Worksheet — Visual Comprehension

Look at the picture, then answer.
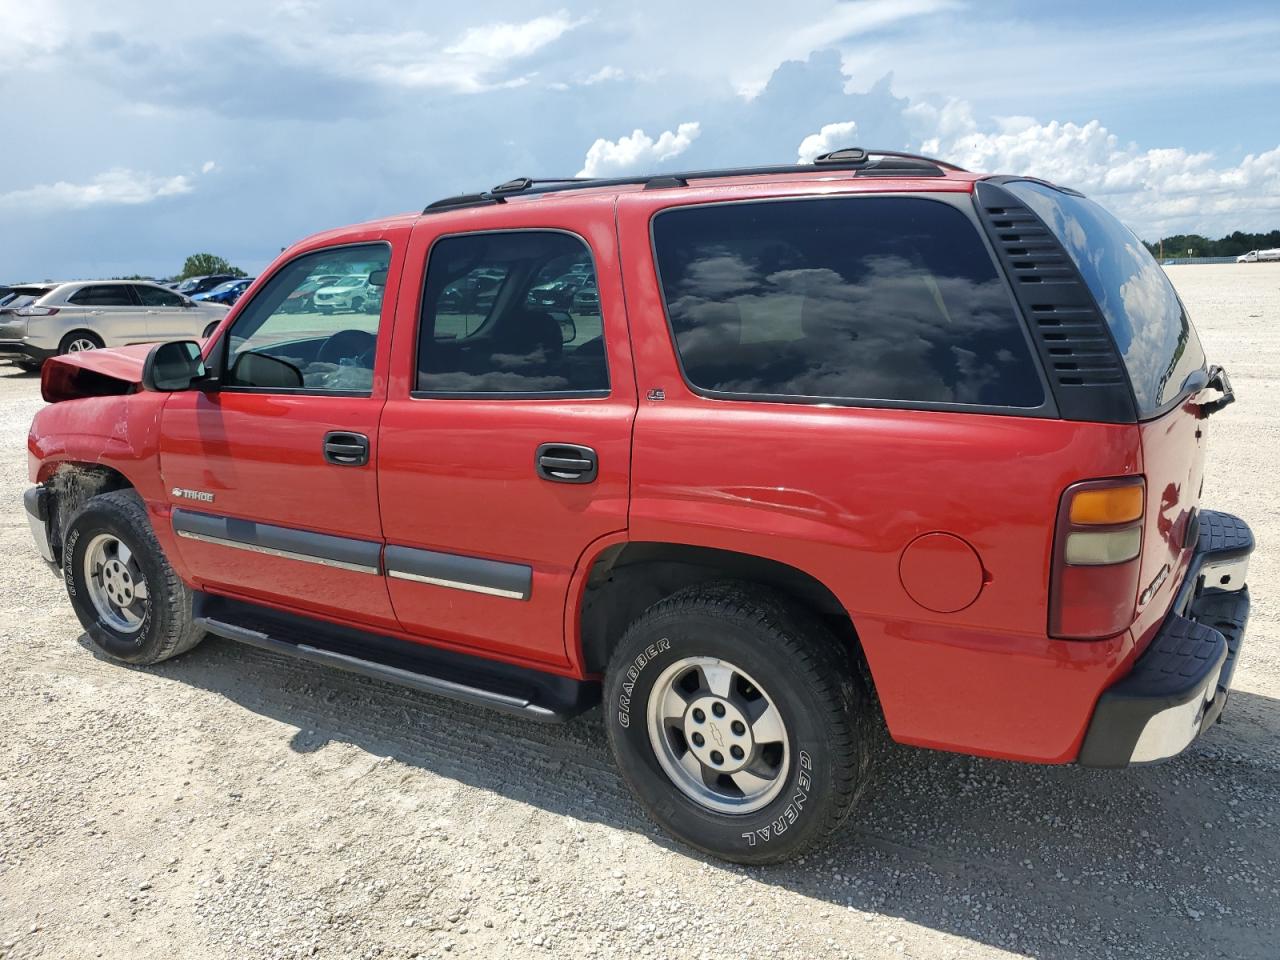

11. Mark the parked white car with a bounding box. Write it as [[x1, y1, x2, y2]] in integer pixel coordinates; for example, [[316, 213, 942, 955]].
[[313, 275, 378, 313], [0, 280, 228, 370], [1237, 249, 1280, 263]]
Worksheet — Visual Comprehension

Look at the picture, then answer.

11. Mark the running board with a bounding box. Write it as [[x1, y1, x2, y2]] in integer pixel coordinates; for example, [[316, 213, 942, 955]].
[[193, 593, 598, 722]]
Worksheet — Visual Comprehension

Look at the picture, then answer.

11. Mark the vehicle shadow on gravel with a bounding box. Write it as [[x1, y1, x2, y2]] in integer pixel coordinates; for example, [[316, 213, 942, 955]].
[[83, 633, 1280, 960]]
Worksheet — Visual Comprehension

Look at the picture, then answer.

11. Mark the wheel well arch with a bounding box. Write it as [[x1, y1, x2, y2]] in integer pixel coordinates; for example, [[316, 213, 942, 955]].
[[58, 329, 105, 351], [39, 462, 135, 563], [577, 541, 862, 675]]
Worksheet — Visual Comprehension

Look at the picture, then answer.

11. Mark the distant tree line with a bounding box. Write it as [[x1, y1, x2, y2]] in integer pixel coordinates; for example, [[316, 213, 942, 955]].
[[1145, 230, 1280, 259]]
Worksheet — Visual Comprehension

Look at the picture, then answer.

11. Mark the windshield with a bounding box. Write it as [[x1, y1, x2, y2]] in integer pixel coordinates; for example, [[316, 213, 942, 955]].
[[1004, 180, 1206, 418]]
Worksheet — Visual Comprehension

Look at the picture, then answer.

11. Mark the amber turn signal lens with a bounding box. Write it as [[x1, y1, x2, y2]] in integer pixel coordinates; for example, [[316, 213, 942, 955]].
[[1068, 485, 1144, 525]]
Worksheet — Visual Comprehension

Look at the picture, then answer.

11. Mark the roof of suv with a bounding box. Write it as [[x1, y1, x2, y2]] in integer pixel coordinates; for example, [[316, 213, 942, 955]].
[[292, 147, 996, 251], [421, 147, 978, 215]]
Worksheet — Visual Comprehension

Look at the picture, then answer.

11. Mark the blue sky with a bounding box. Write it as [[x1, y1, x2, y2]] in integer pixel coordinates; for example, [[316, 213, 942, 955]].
[[2, 0, 1278, 281]]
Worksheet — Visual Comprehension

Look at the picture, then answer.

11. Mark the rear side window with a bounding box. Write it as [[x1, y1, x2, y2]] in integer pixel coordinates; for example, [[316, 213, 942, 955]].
[[416, 231, 609, 396], [1003, 180, 1206, 418], [68, 285, 135, 307], [133, 284, 184, 307], [651, 197, 1044, 409]]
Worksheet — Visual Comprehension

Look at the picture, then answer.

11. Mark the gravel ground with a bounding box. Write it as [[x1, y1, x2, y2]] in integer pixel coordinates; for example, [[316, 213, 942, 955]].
[[1, 263, 1277, 960]]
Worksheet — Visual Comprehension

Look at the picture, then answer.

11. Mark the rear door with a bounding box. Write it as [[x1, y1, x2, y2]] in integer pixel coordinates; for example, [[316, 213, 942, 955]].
[[377, 203, 636, 667], [159, 233, 406, 630]]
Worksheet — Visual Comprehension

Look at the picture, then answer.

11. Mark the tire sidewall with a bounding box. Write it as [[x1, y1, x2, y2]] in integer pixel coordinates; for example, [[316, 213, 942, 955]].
[[64, 500, 169, 664], [605, 608, 843, 862]]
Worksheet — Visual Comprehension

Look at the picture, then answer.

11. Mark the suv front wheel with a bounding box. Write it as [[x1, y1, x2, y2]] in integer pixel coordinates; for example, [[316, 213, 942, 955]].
[[604, 582, 872, 863], [63, 490, 205, 665]]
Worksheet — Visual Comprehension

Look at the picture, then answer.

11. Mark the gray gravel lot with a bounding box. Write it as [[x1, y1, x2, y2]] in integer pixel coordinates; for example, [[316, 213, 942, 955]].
[[1, 263, 1277, 960]]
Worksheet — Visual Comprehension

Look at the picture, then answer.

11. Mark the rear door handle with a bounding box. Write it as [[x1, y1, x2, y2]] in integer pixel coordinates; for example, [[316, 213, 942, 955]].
[[535, 443, 598, 483], [323, 431, 370, 466]]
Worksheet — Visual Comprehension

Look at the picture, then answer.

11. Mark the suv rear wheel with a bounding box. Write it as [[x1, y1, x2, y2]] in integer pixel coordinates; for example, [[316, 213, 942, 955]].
[[63, 490, 205, 665], [59, 331, 104, 354], [604, 582, 871, 863]]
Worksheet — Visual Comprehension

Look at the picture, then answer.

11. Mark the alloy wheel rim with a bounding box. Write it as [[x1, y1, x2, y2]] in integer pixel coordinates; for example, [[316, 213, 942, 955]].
[[646, 656, 790, 814], [67, 339, 98, 352], [83, 533, 149, 634]]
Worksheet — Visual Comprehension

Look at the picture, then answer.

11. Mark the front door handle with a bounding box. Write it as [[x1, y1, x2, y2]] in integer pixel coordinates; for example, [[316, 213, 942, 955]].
[[323, 431, 370, 466], [535, 443, 598, 483]]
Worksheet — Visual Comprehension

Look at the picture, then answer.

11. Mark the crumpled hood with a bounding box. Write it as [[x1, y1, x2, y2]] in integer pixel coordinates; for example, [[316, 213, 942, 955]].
[[40, 344, 152, 403]]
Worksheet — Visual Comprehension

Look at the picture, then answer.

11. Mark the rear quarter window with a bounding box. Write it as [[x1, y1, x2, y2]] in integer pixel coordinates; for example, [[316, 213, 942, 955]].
[[1003, 180, 1206, 418], [651, 196, 1045, 410]]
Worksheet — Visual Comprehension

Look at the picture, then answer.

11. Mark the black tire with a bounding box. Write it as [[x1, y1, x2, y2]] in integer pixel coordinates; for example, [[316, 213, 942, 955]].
[[202, 320, 220, 339], [58, 330, 104, 354], [350, 297, 363, 313], [604, 581, 871, 864], [63, 490, 205, 666]]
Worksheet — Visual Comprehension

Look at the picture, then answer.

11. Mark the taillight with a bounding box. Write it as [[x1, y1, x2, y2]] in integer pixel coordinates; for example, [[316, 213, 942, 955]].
[[17, 306, 59, 317], [1049, 477, 1145, 640]]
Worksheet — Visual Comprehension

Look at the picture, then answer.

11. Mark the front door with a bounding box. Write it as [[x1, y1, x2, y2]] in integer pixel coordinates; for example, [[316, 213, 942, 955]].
[[377, 218, 636, 667], [133, 283, 195, 340], [159, 236, 405, 630]]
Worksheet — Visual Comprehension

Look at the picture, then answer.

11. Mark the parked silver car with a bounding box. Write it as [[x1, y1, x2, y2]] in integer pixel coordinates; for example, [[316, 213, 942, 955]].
[[0, 280, 228, 370]]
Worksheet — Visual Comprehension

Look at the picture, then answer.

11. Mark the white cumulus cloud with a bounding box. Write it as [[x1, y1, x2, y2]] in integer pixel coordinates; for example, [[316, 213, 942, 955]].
[[583, 65, 624, 85], [577, 122, 701, 178], [444, 12, 580, 60], [796, 96, 1280, 238], [295, 12, 582, 94], [0, 168, 196, 213], [797, 121, 859, 163], [919, 114, 1280, 236]]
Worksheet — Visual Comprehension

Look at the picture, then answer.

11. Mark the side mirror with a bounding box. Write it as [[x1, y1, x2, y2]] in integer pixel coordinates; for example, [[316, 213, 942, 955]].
[[229, 351, 303, 389], [142, 340, 206, 392], [552, 310, 577, 344]]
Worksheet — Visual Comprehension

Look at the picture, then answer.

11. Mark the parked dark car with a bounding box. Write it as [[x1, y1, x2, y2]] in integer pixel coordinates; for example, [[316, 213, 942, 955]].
[[572, 278, 600, 315], [439, 272, 503, 314], [175, 274, 237, 297], [192, 278, 254, 306], [526, 277, 584, 309]]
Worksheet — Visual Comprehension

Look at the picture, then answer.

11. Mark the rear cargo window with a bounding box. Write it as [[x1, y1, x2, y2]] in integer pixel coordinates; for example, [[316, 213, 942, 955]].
[[1003, 180, 1206, 418], [651, 197, 1044, 409]]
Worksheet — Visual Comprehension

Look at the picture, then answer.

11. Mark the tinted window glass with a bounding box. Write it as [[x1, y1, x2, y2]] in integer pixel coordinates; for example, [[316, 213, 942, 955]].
[[134, 284, 184, 307], [652, 197, 1043, 408], [1004, 180, 1206, 417], [69, 285, 134, 307], [223, 244, 389, 393], [417, 231, 608, 395]]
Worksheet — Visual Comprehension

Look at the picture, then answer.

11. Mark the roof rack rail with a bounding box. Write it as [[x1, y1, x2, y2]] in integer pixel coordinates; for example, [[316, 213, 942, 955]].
[[422, 192, 505, 214], [421, 147, 965, 213]]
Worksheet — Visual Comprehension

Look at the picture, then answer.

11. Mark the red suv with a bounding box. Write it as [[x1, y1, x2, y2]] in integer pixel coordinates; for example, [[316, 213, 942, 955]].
[[25, 148, 1252, 863]]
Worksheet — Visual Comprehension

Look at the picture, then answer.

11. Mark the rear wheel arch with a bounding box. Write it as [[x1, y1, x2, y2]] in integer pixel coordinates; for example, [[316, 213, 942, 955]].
[[58, 330, 105, 354], [577, 541, 867, 679]]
